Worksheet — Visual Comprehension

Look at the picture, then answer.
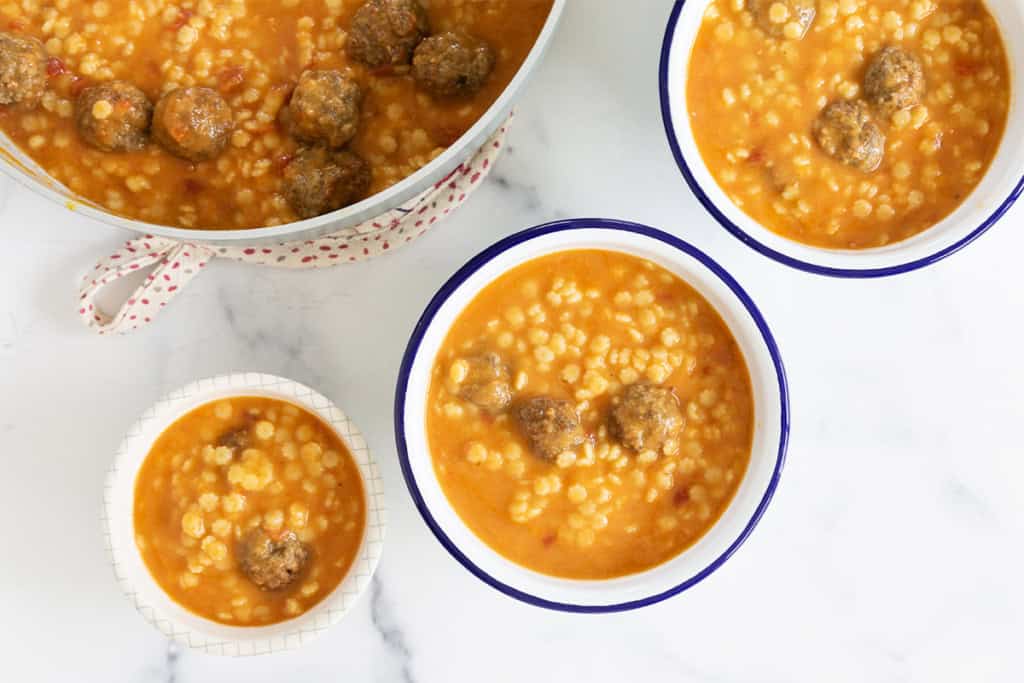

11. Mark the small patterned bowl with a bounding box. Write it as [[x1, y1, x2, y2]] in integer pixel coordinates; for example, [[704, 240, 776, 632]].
[[102, 373, 385, 656], [395, 218, 789, 612]]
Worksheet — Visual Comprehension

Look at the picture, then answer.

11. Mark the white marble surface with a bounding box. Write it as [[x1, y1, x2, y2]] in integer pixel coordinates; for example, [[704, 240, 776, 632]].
[[2, 1, 1023, 681]]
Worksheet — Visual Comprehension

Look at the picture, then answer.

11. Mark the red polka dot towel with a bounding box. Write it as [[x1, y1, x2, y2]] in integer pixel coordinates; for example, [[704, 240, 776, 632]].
[[78, 116, 511, 335]]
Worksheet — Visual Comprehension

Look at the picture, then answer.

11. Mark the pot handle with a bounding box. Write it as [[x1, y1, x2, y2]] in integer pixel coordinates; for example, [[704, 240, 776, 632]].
[[78, 236, 214, 335]]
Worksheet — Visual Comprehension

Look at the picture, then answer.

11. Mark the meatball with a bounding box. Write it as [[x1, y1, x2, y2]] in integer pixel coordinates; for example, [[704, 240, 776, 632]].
[[813, 100, 885, 173], [347, 0, 429, 68], [152, 87, 233, 162], [864, 46, 925, 118], [413, 31, 495, 97], [217, 426, 250, 451], [457, 352, 512, 413], [289, 70, 362, 149], [238, 529, 309, 591], [0, 32, 46, 106], [75, 81, 152, 153], [749, 0, 816, 40], [609, 384, 685, 454], [517, 397, 585, 461], [283, 146, 372, 219]]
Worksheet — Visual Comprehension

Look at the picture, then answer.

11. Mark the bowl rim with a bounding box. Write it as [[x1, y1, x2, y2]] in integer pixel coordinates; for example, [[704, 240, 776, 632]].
[[393, 217, 790, 612], [102, 372, 386, 656], [0, 0, 566, 244], [658, 0, 1024, 279]]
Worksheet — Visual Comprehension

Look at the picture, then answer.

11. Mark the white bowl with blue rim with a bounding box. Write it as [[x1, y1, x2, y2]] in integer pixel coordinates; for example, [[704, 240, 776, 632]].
[[394, 218, 789, 611], [659, 0, 1024, 277]]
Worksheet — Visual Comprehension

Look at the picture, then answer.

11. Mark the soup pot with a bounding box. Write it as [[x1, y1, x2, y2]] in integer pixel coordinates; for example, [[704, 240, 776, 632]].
[[0, 1, 565, 246]]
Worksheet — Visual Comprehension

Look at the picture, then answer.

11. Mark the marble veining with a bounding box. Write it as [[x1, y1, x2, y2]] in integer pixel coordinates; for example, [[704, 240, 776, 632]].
[[370, 577, 415, 683], [1, 1, 1023, 681], [164, 643, 181, 683]]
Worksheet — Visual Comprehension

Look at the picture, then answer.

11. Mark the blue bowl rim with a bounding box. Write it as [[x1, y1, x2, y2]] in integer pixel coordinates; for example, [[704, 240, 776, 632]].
[[658, 0, 1024, 279], [393, 217, 790, 612]]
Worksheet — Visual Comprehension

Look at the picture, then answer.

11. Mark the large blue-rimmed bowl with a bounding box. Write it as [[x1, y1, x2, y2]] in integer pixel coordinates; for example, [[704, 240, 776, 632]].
[[660, 0, 1024, 277], [395, 218, 789, 612]]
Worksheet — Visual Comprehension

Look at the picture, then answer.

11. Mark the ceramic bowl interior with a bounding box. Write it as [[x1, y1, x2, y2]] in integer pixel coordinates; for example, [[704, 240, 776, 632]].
[[395, 219, 789, 611], [660, 0, 1024, 277], [0, 0, 566, 245], [104, 373, 385, 656]]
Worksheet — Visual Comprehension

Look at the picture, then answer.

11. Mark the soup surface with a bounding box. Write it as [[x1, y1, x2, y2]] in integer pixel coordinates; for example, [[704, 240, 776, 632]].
[[426, 250, 754, 579], [0, 0, 552, 229], [134, 396, 365, 625], [687, 0, 1010, 249]]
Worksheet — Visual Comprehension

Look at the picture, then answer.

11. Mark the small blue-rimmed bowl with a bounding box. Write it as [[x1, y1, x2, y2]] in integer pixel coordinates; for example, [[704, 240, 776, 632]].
[[660, 0, 1024, 278], [394, 218, 789, 612]]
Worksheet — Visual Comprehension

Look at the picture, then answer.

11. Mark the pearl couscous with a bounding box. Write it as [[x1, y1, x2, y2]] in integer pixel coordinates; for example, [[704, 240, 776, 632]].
[[427, 250, 754, 579], [134, 396, 365, 625], [687, 0, 1010, 249]]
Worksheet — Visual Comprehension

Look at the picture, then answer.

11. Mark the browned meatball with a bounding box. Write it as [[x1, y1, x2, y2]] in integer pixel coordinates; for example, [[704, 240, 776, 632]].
[[75, 81, 152, 152], [413, 31, 495, 97], [813, 100, 885, 173], [152, 87, 233, 162], [517, 397, 585, 461], [864, 46, 925, 117], [0, 32, 46, 106], [749, 0, 816, 40], [609, 384, 684, 454], [217, 426, 251, 451], [347, 0, 429, 68], [283, 146, 372, 219], [238, 529, 309, 591], [458, 352, 512, 413], [289, 70, 362, 149]]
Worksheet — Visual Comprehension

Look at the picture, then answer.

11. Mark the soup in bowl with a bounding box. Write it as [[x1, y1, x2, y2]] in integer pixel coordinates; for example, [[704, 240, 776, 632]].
[[661, 0, 1024, 276], [396, 219, 789, 611]]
